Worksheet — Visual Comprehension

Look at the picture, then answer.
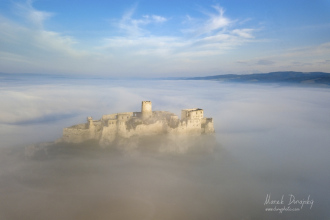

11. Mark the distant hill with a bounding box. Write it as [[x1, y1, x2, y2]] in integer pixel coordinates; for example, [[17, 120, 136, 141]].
[[179, 71, 330, 87], [2, 71, 330, 87]]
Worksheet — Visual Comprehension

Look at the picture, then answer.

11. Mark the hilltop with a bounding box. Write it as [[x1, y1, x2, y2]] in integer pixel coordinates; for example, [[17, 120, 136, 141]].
[[179, 71, 330, 87]]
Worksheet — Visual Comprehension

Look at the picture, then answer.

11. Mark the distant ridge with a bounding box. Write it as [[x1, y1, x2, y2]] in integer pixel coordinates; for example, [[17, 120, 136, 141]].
[[1, 71, 330, 87], [179, 71, 330, 86]]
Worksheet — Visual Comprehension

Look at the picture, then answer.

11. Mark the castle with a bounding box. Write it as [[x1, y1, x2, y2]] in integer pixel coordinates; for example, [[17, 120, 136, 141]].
[[61, 101, 214, 146]]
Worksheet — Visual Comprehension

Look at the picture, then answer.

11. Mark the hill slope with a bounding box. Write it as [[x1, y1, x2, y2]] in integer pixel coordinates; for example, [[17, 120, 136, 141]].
[[182, 71, 330, 86]]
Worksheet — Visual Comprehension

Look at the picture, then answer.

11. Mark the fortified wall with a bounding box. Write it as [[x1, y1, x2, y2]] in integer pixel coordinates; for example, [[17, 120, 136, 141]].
[[61, 101, 214, 146]]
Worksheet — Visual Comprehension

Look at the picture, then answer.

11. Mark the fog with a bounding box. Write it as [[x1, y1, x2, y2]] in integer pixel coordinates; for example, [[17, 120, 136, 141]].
[[0, 77, 329, 219]]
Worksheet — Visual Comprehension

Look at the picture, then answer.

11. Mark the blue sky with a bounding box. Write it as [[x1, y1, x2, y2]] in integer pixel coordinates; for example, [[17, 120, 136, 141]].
[[0, 0, 330, 77]]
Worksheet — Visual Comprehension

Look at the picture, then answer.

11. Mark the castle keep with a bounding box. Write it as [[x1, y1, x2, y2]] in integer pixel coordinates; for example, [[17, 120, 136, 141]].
[[62, 101, 214, 146]]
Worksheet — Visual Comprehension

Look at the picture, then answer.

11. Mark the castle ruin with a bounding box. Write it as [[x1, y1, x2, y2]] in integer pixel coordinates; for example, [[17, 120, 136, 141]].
[[61, 101, 214, 146]]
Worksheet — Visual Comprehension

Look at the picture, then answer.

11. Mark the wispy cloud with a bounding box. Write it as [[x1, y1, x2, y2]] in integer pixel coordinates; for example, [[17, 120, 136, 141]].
[[284, 42, 330, 58], [0, 1, 261, 76], [0, 16, 84, 61], [256, 59, 275, 65], [117, 5, 168, 36], [0, 0, 329, 77], [234, 42, 330, 73], [231, 29, 254, 39], [13, 0, 53, 28], [103, 4, 257, 60], [182, 5, 231, 36], [0, 1, 97, 74], [5, 2, 328, 76], [198, 5, 231, 35]]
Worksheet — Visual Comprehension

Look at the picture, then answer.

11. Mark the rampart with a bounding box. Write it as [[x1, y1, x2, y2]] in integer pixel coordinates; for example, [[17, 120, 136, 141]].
[[61, 101, 214, 146]]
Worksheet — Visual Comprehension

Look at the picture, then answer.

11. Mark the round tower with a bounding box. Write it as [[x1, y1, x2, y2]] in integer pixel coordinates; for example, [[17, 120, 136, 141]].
[[141, 101, 152, 119]]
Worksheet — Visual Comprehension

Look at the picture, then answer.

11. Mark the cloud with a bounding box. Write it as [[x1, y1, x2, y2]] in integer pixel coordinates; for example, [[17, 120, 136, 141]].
[[101, 36, 185, 57], [0, 1, 329, 77], [0, 1, 102, 74], [148, 15, 167, 23], [231, 29, 254, 38], [117, 5, 168, 36], [291, 61, 313, 66], [13, 0, 53, 28], [0, 15, 89, 71], [102, 4, 257, 62], [0, 2, 261, 76], [0, 1, 77, 55], [200, 5, 231, 35], [318, 59, 330, 65], [256, 59, 275, 65], [284, 42, 330, 58], [232, 41, 330, 73], [182, 5, 231, 36], [274, 42, 330, 72]]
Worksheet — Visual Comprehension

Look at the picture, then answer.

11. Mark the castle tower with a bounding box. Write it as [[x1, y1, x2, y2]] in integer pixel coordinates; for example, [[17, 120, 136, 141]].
[[87, 116, 96, 139], [87, 116, 94, 129], [141, 101, 152, 119]]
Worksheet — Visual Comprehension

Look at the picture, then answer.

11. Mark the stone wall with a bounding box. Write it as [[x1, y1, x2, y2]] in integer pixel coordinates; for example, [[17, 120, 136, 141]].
[[62, 125, 92, 143], [181, 109, 203, 120], [61, 101, 215, 146]]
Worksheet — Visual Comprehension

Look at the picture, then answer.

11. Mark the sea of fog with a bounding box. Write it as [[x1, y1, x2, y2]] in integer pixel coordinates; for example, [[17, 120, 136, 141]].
[[0, 76, 329, 219]]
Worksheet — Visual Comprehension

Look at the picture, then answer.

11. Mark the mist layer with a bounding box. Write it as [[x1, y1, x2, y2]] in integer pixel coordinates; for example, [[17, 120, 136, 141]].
[[0, 78, 329, 219]]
